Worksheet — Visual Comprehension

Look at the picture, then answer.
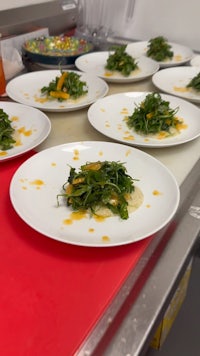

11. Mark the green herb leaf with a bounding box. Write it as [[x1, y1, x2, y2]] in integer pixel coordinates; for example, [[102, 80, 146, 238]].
[[147, 36, 174, 61], [186, 72, 200, 91], [58, 161, 137, 220], [0, 109, 16, 150], [127, 93, 180, 135], [105, 45, 138, 76]]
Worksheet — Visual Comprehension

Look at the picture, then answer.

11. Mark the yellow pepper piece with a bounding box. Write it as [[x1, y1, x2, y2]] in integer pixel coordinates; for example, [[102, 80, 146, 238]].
[[50, 91, 70, 100], [82, 162, 102, 171], [65, 184, 73, 194], [165, 119, 171, 125], [56, 72, 68, 90], [72, 177, 85, 185], [146, 112, 154, 119]]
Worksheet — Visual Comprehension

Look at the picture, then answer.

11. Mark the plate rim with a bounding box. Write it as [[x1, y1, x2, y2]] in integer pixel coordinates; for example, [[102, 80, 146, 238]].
[[0, 101, 51, 161], [87, 91, 200, 148], [9, 140, 180, 247], [75, 51, 160, 83], [152, 66, 200, 103], [126, 40, 194, 67], [6, 69, 109, 112]]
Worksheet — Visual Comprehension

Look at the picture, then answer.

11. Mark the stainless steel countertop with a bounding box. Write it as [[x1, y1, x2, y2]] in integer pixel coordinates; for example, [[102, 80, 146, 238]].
[[36, 77, 200, 356]]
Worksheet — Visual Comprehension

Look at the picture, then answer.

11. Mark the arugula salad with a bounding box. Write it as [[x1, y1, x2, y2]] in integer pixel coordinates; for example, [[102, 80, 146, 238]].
[[147, 36, 174, 62], [126, 93, 182, 136], [186, 72, 200, 91], [41, 71, 88, 101], [105, 45, 138, 76], [58, 161, 138, 220], [0, 108, 16, 150]]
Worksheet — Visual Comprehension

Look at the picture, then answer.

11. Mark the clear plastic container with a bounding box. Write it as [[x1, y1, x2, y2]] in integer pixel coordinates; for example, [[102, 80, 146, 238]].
[[75, 0, 136, 49]]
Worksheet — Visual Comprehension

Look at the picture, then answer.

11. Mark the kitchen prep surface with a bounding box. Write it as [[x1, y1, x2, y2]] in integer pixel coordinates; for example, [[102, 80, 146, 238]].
[[37, 77, 200, 186], [1, 153, 155, 356], [1, 76, 200, 356]]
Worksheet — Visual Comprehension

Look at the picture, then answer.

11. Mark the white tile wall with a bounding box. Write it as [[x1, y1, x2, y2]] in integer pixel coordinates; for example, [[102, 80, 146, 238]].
[[109, 0, 200, 52]]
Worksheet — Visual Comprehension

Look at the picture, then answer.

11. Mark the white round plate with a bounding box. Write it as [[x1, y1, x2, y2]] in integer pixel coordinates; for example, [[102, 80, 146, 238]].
[[152, 66, 200, 103], [190, 55, 200, 67], [75, 52, 159, 83], [10, 141, 180, 247], [87, 92, 200, 148], [6, 70, 109, 112], [126, 41, 193, 68], [0, 101, 51, 161]]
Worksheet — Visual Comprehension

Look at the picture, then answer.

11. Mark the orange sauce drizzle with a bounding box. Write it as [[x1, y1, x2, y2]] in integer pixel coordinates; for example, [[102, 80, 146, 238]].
[[0, 151, 7, 156], [102, 235, 110, 242], [153, 190, 162, 196]]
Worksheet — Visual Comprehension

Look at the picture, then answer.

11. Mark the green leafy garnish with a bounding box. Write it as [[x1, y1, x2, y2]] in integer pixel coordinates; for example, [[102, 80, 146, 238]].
[[186, 72, 200, 91], [0, 109, 16, 150], [41, 71, 88, 101], [57, 161, 136, 220], [105, 45, 138, 76], [127, 93, 181, 135], [147, 36, 174, 61]]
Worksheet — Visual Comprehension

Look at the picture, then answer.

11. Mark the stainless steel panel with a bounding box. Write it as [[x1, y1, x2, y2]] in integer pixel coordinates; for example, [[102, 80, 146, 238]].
[[0, 0, 78, 37]]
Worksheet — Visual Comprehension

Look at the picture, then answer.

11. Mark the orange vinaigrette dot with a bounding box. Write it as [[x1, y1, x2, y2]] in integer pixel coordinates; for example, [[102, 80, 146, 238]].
[[94, 215, 106, 222], [73, 149, 79, 156], [88, 228, 95, 233], [102, 235, 110, 242], [120, 108, 129, 115], [123, 135, 134, 141], [0, 151, 7, 156], [173, 86, 190, 93], [104, 71, 113, 77], [15, 138, 22, 146], [70, 211, 87, 220], [30, 179, 44, 186], [63, 218, 73, 225], [153, 190, 162, 196], [18, 127, 32, 137], [11, 116, 19, 122], [73, 149, 79, 160], [125, 149, 132, 157], [174, 54, 182, 61]]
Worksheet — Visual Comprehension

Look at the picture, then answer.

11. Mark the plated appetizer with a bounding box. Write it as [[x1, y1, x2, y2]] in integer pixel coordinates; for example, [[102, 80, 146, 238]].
[[75, 50, 159, 83], [10, 141, 179, 246], [0, 108, 16, 150], [105, 45, 138, 77], [126, 40, 193, 68], [6, 70, 108, 112], [41, 71, 88, 101], [126, 92, 185, 138], [146, 36, 174, 62], [88, 91, 200, 148], [58, 160, 143, 220]]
